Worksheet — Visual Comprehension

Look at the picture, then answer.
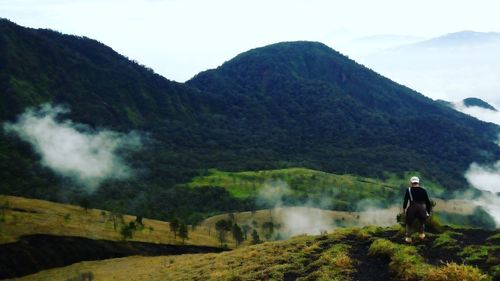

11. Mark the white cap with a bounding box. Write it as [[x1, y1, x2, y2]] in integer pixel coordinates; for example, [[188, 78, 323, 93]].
[[410, 176, 420, 184]]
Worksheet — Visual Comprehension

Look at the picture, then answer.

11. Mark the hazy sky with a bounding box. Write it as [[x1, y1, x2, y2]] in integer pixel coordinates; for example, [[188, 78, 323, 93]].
[[2, 0, 500, 83]]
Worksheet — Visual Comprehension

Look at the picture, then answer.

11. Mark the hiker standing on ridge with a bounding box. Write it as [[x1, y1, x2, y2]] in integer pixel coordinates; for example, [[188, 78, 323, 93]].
[[403, 176, 432, 243]]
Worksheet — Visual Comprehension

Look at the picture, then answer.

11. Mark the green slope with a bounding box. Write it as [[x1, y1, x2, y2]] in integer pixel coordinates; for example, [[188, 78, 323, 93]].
[[184, 167, 444, 210]]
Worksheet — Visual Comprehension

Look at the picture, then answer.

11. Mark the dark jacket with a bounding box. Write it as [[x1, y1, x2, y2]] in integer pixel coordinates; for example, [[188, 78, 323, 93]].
[[403, 186, 432, 214]]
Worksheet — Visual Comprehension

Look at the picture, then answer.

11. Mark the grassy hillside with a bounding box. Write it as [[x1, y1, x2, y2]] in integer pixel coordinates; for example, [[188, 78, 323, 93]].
[[0, 194, 482, 249], [184, 168, 497, 231], [184, 167, 444, 210], [12, 226, 499, 281], [0, 195, 218, 247], [198, 200, 486, 248]]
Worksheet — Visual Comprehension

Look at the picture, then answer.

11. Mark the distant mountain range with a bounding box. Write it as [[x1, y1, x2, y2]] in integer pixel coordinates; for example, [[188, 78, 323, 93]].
[[360, 31, 500, 106], [398, 31, 500, 49], [340, 34, 425, 57], [1, 19, 499, 221]]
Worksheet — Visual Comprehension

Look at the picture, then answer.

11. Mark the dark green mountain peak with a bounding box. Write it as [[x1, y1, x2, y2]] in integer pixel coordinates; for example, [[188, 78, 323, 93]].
[[189, 41, 364, 92], [216, 41, 349, 80], [0, 19, 201, 128], [189, 40, 453, 117]]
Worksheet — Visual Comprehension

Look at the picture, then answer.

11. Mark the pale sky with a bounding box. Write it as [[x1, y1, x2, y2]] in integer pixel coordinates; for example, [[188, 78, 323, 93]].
[[2, 0, 500, 82]]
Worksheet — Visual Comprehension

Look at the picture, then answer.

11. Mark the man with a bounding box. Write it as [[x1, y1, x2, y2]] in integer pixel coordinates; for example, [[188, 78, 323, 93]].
[[403, 176, 432, 243]]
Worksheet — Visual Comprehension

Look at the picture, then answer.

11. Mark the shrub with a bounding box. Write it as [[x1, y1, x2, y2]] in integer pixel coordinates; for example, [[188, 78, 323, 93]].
[[66, 271, 94, 281], [369, 239, 430, 280], [368, 239, 398, 257], [432, 231, 460, 248], [459, 245, 489, 263], [423, 263, 489, 281], [251, 229, 261, 244], [307, 244, 353, 281], [369, 239, 492, 281], [120, 221, 136, 240], [426, 214, 443, 233]]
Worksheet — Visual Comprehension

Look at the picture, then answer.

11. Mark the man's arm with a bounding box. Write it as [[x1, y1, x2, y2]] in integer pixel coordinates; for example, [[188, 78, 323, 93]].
[[424, 189, 432, 214], [403, 189, 409, 210]]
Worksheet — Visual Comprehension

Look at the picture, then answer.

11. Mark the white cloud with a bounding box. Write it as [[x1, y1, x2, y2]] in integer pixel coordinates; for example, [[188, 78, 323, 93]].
[[256, 180, 292, 208], [464, 134, 500, 226], [276, 207, 335, 237], [3, 104, 142, 191], [358, 202, 400, 226], [451, 101, 500, 227], [360, 39, 500, 107], [466, 162, 500, 194], [453, 102, 500, 125]]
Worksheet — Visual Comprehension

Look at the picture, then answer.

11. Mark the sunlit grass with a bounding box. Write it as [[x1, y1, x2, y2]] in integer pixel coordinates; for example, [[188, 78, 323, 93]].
[[0, 195, 219, 247], [369, 238, 490, 281], [184, 167, 425, 200], [13, 230, 353, 281], [432, 231, 461, 248], [11, 226, 497, 281]]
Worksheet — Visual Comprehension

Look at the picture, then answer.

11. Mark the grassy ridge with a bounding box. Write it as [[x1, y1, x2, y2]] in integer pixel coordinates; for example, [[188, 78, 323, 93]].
[[13, 226, 499, 281], [0, 195, 219, 247], [10, 229, 364, 281], [0, 194, 479, 249], [0, 195, 497, 280], [184, 168, 444, 210]]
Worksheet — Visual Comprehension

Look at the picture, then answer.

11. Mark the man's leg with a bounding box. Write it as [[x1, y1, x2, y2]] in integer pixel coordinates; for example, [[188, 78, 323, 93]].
[[405, 206, 415, 243], [418, 221, 425, 239], [417, 205, 426, 239], [405, 223, 412, 243]]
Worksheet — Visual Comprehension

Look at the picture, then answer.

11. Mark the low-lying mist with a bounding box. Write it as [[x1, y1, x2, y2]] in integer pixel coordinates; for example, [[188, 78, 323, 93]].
[[254, 180, 400, 237], [465, 158, 500, 227], [248, 175, 498, 238], [3, 104, 143, 192], [453, 102, 500, 125], [448, 104, 500, 227]]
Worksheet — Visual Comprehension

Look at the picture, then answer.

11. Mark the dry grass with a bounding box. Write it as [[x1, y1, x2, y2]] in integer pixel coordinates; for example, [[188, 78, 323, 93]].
[[369, 238, 491, 281], [0, 195, 219, 247], [9, 226, 496, 281], [423, 263, 490, 281], [0, 194, 491, 281], [306, 243, 353, 281], [13, 234, 325, 281], [10, 255, 169, 281]]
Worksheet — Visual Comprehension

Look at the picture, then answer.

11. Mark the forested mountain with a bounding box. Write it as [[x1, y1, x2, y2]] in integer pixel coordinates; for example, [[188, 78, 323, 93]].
[[187, 41, 500, 189], [1, 19, 499, 221], [0, 19, 205, 127]]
